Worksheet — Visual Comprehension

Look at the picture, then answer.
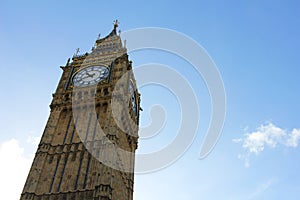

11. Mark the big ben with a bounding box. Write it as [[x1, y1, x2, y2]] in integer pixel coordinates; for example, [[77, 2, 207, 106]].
[[20, 21, 140, 200]]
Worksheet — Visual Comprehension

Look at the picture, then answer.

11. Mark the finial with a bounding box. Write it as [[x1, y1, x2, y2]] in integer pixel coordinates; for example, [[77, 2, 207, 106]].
[[97, 33, 101, 40], [118, 29, 121, 35], [66, 58, 70, 66], [74, 48, 80, 57], [124, 39, 127, 48], [114, 19, 119, 29]]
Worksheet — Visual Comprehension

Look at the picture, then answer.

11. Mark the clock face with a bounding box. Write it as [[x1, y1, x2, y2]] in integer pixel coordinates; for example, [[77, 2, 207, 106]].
[[129, 81, 138, 117], [73, 66, 109, 87]]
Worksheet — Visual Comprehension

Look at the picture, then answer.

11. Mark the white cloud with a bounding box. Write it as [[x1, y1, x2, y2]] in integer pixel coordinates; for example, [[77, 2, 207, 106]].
[[234, 122, 300, 167], [248, 179, 276, 199], [286, 129, 300, 147], [26, 135, 40, 146], [242, 123, 286, 154], [0, 138, 35, 200]]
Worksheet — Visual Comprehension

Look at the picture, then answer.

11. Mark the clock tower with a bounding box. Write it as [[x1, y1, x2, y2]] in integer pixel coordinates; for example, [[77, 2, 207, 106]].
[[20, 21, 140, 200]]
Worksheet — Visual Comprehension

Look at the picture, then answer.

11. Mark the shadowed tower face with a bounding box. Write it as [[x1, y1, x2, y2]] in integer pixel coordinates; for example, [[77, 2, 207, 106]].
[[20, 22, 140, 200]]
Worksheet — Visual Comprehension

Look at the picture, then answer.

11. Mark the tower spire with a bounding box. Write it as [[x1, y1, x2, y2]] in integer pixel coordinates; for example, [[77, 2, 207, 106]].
[[114, 19, 119, 30]]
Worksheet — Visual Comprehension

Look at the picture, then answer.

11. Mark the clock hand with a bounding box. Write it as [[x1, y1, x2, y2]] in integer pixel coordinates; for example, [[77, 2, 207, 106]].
[[85, 71, 95, 78], [79, 74, 90, 81]]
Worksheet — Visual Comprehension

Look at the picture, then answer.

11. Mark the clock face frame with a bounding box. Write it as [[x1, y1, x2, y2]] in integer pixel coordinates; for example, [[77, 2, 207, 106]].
[[72, 65, 109, 87], [129, 81, 138, 117]]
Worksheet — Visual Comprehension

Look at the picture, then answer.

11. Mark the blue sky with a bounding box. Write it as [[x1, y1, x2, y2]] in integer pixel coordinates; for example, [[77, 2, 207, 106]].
[[1, 0, 300, 199]]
